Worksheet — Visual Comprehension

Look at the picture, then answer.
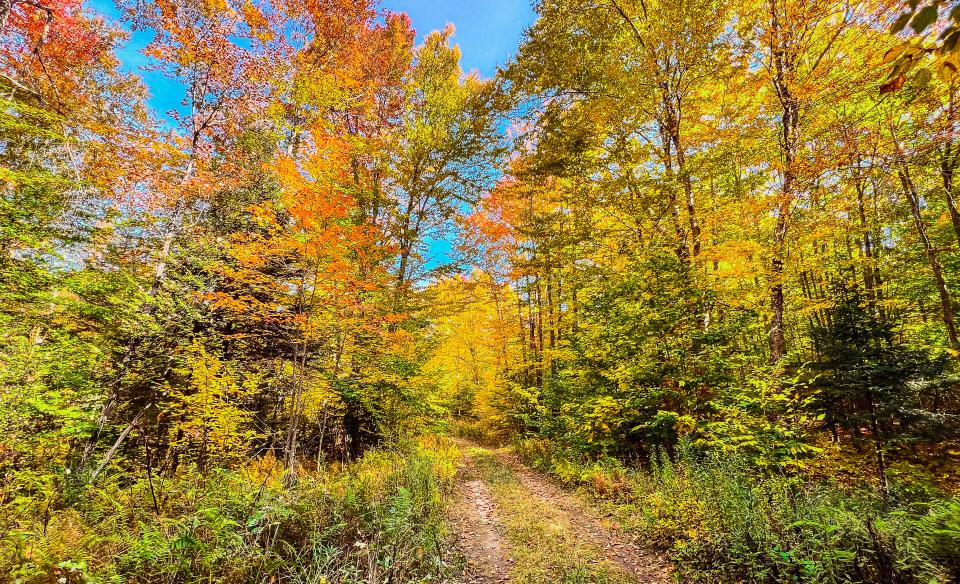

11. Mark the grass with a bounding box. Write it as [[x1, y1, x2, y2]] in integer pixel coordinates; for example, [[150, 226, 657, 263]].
[[515, 437, 960, 584], [1, 436, 463, 584]]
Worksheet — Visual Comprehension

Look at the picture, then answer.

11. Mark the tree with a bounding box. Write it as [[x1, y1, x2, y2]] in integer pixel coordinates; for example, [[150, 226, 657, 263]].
[[390, 25, 503, 300], [806, 283, 954, 495], [0, 0, 151, 481]]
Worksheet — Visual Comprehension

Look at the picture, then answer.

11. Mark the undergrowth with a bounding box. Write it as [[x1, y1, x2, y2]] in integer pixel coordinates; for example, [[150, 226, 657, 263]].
[[515, 437, 960, 584], [1, 436, 461, 584]]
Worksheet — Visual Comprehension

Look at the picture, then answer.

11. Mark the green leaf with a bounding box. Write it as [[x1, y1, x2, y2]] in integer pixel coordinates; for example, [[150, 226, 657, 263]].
[[945, 30, 960, 54], [892, 11, 913, 34], [912, 5, 939, 34], [883, 43, 908, 64]]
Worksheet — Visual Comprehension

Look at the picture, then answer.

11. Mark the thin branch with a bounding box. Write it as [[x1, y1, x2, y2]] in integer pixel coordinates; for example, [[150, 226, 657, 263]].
[[609, 0, 645, 49]]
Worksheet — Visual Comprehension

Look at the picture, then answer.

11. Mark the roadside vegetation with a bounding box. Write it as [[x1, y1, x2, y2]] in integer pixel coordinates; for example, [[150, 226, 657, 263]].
[[515, 438, 960, 583], [2, 438, 461, 583]]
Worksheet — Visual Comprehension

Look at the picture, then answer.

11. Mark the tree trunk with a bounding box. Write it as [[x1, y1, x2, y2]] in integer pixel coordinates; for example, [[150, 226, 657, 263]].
[[938, 81, 960, 248], [766, 0, 798, 365], [895, 159, 960, 350], [0, 0, 14, 35], [89, 404, 151, 483], [866, 389, 889, 499], [855, 168, 886, 326], [670, 111, 700, 257], [658, 113, 690, 263]]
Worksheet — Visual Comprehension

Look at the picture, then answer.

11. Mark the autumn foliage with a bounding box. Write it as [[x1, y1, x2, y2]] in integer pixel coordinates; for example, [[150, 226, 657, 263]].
[[1, 0, 960, 582]]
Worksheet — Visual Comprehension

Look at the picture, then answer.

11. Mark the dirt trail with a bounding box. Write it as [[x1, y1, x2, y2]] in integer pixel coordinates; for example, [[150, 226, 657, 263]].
[[448, 439, 671, 584], [447, 450, 513, 583], [495, 448, 671, 583]]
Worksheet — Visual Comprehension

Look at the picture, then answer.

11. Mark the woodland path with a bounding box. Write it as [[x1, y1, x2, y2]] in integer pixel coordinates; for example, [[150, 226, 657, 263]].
[[447, 439, 671, 584]]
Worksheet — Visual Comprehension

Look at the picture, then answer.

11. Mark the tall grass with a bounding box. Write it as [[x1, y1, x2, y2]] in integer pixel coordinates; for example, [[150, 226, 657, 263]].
[[516, 438, 960, 584], [1, 437, 461, 584]]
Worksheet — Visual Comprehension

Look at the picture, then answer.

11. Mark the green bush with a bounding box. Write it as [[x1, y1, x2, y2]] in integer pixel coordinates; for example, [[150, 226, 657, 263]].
[[516, 437, 960, 584], [1, 438, 460, 584]]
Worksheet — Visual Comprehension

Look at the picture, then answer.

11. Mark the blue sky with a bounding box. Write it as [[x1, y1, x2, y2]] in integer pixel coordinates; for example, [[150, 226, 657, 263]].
[[90, 0, 534, 122], [386, 0, 533, 77]]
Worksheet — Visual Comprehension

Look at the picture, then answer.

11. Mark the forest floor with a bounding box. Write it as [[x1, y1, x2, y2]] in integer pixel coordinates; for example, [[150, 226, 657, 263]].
[[447, 439, 671, 584]]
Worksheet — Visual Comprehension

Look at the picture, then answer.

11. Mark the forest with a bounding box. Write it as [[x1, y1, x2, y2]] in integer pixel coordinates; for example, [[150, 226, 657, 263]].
[[1, 0, 960, 582]]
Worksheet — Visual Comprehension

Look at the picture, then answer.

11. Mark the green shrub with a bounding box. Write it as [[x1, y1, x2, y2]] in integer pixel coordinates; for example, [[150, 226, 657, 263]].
[[515, 437, 960, 584], [1, 437, 460, 584]]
